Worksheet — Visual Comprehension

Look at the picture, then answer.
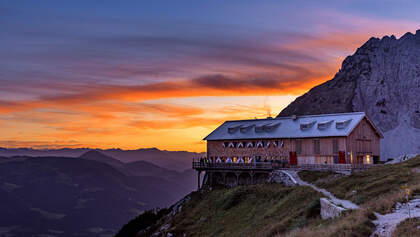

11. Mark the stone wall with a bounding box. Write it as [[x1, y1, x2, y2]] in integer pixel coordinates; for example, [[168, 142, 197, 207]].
[[320, 198, 345, 219], [268, 170, 297, 186]]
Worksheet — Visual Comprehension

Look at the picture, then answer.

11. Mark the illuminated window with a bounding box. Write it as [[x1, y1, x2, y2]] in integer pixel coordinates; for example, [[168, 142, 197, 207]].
[[366, 155, 371, 164]]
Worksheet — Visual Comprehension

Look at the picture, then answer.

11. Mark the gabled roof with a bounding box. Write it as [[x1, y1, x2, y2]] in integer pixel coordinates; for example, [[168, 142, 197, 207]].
[[203, 112, 383, 140]]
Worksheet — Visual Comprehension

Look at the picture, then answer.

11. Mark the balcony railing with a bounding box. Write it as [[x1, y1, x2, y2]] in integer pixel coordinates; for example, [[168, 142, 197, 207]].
[[296, 164, 352, 172], [192, 161, 273, 170], [192, 159, 380, 171]]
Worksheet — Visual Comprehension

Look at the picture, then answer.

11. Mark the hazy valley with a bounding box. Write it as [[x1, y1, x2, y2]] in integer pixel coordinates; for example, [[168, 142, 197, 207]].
[[0, 149, 199, 237]]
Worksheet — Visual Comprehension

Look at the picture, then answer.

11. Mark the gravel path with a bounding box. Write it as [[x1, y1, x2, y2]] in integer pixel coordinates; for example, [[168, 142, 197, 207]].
[[281, 170, 359, 209], [370, 199, 420, 237]]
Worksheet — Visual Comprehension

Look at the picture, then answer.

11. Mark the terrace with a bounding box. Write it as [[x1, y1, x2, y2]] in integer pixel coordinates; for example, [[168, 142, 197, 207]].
[[192, 158, 380, 173]]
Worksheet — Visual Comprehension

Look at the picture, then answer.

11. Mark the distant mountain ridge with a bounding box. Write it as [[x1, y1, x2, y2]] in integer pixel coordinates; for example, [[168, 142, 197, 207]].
[[0, 156, 176, 236], [78, 150, 196, 191], [0, 147, 204, 171], [0, 151, 197, 237], [79, 150, 125, 169], [278, 30, 420, 159]]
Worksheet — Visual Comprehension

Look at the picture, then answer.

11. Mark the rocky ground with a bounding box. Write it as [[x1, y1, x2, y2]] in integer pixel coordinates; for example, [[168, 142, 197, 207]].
[[372, 199, 420, 237]]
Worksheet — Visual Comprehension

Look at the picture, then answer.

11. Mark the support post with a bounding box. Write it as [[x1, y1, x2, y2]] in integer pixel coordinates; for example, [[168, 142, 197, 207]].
[[209, 171, 213, 187], [235, 172, 240, 186], [197, 170, 201, 190], [222, 172, 226, 184]]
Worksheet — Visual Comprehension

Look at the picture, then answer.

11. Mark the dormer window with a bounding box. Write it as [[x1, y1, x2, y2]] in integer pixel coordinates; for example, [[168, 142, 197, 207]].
[[228, 125, 241, 134], [336, 119, 352, 129], [240, 124, 254, 133], [317, 120, 334, 130], [300, 121, 316, 130], [255, 125, 265, 133], [264, 122, 281, 132]]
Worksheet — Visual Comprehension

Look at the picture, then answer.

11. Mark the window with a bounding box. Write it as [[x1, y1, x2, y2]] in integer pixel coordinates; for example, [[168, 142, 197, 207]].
[[333, 139, 338, 154], [295, 140, 302, 154], [313, 139, 320, 154], [300, 121, 316, 130]]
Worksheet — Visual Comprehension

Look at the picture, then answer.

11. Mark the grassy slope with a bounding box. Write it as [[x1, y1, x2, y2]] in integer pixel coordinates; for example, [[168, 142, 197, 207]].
[[167, 184, 323, 237], [120, 156, 420, 237], [300, 156, 420, 214], [288, 156, 420, 237], [392, 218, 420, 237], [140, 184, 376, 237]]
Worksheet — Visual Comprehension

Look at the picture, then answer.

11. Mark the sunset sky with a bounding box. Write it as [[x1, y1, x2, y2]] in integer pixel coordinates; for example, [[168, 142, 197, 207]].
[[1, 0, 419, 152]]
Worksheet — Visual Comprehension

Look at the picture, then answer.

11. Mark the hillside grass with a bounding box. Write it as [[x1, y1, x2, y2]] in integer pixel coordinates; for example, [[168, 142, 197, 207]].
[[163, 184, 323, 237], [300, 156, 420, 214], [290, 156, 420, 237], [120, 156, 420, 237], [392, 218, 420, 237], [279, 208, 375, 237], [298, 171, 342, 185]]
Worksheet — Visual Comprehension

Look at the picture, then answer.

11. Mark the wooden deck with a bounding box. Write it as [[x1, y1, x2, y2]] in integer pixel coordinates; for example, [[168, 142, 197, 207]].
[[193, 161, 380, 172], [192, 161, 273, 171]]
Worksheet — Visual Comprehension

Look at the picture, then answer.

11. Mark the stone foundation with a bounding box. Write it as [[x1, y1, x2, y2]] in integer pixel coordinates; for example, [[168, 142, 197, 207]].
[[268, 170, 297, 186]]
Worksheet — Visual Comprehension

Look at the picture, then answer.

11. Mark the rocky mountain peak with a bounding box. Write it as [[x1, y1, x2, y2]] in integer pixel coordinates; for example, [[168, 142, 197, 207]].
[[278, 30, 420, 159]]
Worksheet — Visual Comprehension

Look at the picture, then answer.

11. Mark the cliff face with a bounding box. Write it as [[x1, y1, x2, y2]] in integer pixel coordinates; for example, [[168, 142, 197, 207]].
[[279, 30, 420, 159]]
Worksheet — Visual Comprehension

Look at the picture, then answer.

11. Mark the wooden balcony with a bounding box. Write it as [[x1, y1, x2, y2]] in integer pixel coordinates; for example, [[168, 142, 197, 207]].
[[192, 159, 381, 172], [192, 161, 273, 171]]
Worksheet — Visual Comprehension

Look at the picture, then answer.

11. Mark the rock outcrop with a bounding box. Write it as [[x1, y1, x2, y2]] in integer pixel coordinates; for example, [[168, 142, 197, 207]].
[[268, 170, 298, 186], [320, 198, 346, 219], [279, 30, 420, 159]]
